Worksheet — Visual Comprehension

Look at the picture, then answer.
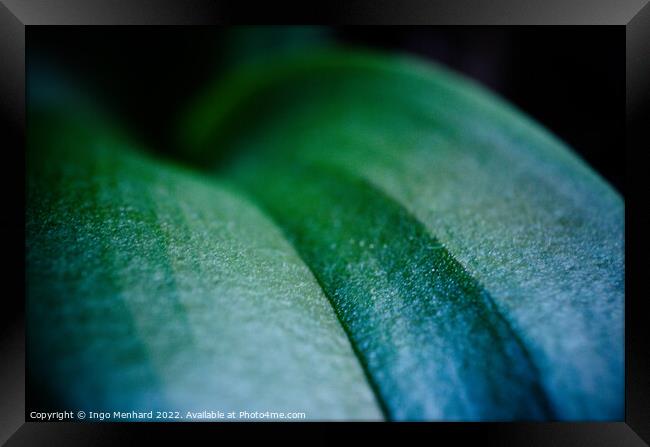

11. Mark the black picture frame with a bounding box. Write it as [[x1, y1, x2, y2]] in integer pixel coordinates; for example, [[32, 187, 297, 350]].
[[1, 1, 647, 444]]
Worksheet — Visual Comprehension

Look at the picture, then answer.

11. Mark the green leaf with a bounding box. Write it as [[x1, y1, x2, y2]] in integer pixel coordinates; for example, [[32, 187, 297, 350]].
[[28, 45, 623, 421], [27, 103, 383, 419], [182, 50, 624, 420]]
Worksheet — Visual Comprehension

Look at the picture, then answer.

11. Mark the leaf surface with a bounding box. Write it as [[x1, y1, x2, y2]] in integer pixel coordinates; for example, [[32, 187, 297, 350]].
[[27, 103, 382, 419], [183, 50, 624, 420]]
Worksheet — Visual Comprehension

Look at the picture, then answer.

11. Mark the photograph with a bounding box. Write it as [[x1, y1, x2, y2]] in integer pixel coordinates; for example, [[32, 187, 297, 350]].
[[24, 26, 624, 423]]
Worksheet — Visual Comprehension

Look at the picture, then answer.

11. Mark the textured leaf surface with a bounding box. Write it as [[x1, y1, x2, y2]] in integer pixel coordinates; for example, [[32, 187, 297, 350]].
[[26, 104, 382, 419], [228, 161, 552, 420], [183, 50, 624, 420]]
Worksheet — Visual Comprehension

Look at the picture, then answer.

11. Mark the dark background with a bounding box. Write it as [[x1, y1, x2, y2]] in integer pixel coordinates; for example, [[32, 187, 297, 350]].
[[27, 26, 625, 196], [339, 27, 625, 196]]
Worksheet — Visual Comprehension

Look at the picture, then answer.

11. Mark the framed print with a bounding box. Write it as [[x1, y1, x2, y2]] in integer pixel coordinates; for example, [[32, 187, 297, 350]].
[[0, 0, 647, 444]]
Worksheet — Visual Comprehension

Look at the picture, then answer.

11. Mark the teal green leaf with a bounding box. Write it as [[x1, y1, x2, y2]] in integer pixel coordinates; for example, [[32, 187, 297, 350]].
[[27, 103, 383, 419], [228, 161, 552, 420], [182, 50, 624, 420]]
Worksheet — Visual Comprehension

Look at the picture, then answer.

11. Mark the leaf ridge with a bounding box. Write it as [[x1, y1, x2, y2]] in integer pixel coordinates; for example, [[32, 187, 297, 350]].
[[226, 161, 555, 420]]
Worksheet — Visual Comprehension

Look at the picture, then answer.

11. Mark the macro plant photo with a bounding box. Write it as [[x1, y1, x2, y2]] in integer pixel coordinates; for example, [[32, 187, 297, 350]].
[[26, 27, 624, 422]]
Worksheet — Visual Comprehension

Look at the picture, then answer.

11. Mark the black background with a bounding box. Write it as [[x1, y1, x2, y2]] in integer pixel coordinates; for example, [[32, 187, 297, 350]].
[[28, 26, 625, 196]]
